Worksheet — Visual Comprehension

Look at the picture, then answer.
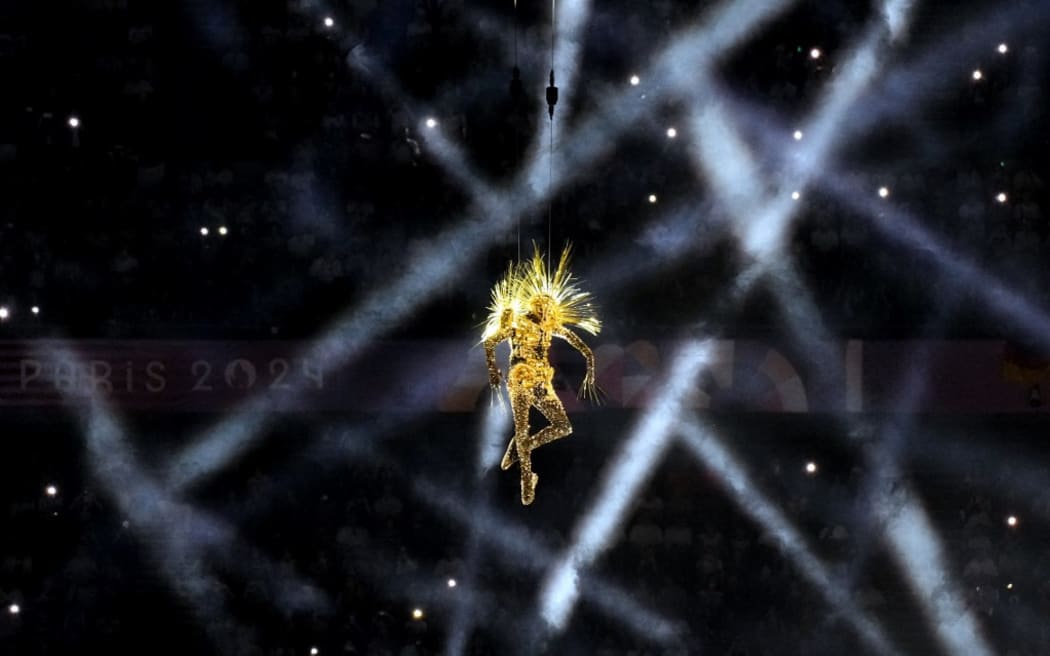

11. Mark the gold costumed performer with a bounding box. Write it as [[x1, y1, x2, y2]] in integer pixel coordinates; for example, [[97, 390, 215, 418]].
[[482, 244, 601, 505]]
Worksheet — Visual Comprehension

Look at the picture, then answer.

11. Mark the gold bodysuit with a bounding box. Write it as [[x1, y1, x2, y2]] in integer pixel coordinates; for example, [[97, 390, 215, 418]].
[[483, 245, 600, 505]]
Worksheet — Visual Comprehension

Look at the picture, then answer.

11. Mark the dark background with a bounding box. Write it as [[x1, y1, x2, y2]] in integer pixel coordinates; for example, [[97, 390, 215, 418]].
[[1, 1, 1049, 654]]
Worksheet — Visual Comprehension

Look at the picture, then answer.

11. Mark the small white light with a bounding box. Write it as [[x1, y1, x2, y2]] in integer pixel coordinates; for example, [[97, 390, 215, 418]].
[[996, 192, 1007, 204], [791, 191, 801, 201], [997, 43, 1008, 54], [0, 306, 9, 321], [1007, 515, 1018, 527], [218, 226, 228, 236], [972, 69, 983, 81], [310, 648, 319, 655], [31, 306, 40, 315], [200, 227, 209, 236], [666, 127, 677, 139], [8, 604, 19, 615], [878, 186, 890, 199], [810, 48, 822, 60], [805, 461, 817, 474], [425, 117, 437, 129], [1006, 582, 1014, 590], [629, 74, 640, 86], [411, 608, 424, 620], [46, 485, 57, 497], [647, 194, 657, 204], [447, 578, 457, 588], [68, 117, 80, 128], [793, 130, 803, 141], [323, 17, 334, 28]]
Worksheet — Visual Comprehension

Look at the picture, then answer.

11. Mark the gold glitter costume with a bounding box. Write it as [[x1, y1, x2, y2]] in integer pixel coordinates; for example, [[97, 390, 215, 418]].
[[482, 244, 601, 505]]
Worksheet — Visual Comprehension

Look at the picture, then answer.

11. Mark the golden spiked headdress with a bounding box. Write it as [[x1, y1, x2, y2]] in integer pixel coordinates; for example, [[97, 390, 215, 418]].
[[482, 243, 601, 340], [481, 261, 524, 341]]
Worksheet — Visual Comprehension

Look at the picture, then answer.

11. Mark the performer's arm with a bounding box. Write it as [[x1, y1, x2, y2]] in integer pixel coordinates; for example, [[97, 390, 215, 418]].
[[483, 328, 509, 390], [556, 327, 598, 398]]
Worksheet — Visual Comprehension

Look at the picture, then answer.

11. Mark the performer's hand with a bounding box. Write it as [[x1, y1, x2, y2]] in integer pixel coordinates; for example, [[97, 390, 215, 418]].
[[489, 377, 507, 412], [578, 371, 604, 405]]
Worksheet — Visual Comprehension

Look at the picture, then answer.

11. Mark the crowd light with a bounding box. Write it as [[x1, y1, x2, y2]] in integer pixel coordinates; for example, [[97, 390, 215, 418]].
[[648, 194, 657, 204], [447, 578, 457, 588], [323, 16, 334, 28], [791, 191, 801, 201], [997, 43, 1008, 54], [425, 117, 437, 129], [972, 69, 983, 81], [793, 129, 803, 141], [200, 227, 209, 236], [46, 485, 57, 497], [1006, 515, 1018, 527], [666, 127, 677, 139], [0, 306, 9, 321], [996, 192, 1007, 204], [8, 604, 19, 615], [218, 226, 229, 236], [1006, 582, 1014, 590], [878, 186, 890, 199], [805, 461, 818, 475], [68, 116, 80, 128], [810, 48, 822, 60], [411, 608, 424, 620], [31, 305, 40, 315], [310, 648, 319, 655], [629, 74, 640, 86]]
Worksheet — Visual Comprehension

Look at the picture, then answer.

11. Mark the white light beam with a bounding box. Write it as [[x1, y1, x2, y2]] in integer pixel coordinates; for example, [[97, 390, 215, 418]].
[[677, 418, 898, 655], [538, 341, 713, 631]]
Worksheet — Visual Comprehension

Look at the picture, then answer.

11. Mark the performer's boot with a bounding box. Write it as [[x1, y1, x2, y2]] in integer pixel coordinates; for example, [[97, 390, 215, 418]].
[[521, 472, 539, 505]]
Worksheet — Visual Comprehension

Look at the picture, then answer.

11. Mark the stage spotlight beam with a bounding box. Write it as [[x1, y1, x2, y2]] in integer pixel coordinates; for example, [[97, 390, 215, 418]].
[[167, 0, 804, 494], [321, 432, 679, 645], [223, 416, 677, 647], [682, 22, 899, 262], [414, 476, 679, 645], [879, 483, 995, 656], [821, 175, 1050, 354], [46, 349, 328, 651], [444, 403, 510, 656], [676, 418, 898, 655], [538, 341, 714, 632]]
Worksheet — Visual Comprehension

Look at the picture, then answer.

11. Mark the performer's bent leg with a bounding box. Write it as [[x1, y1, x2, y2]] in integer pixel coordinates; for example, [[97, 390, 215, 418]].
[[506, 387, 538, 504], [501, 385, 530, 471], [518, 444, 538, 505], [527, 392, 572, 451]]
